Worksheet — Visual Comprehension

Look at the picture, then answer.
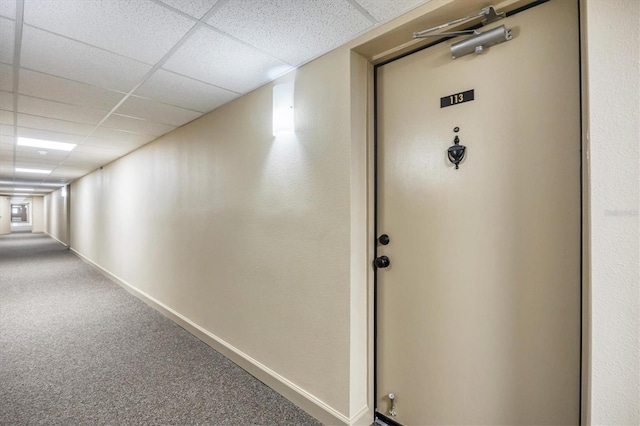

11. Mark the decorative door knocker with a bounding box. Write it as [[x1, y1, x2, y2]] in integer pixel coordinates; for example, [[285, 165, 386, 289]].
[[448, 127, 466, 169]]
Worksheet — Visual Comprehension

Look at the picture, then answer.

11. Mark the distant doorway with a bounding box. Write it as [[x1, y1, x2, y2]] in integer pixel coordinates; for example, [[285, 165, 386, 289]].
[[11, 199, 33, 233]]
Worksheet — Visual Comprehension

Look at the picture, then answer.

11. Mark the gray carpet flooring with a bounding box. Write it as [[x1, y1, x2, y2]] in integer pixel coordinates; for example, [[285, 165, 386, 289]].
[[0, 233, 322, 426]]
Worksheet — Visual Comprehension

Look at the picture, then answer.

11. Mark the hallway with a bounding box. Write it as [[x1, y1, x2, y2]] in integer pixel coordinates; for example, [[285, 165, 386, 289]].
[[0, 233, 320, 425]]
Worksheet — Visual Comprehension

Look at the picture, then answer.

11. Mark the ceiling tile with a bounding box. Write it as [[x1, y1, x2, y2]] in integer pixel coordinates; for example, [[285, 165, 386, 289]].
[[163, 25, 291, 93], [90, 127, 156, 145], [60, 158, 102, 171], [73, 143, 115, 154], [20, 25, 153, 92], [0, 140, 12, 151], [15, 152, 67, 165], [158, 0, 219, 19], [207, 0, 372, 66], [15, 144, 68, 158], [19, 69, 125, 111], [47, 166, 92, 178], [0, 0, 16, 19], [81, 136, 142, 149], [65, 149, 114, 163], [0, 91, 14, 110], [2, 184, 56, 194], [23, 0, 195, 64], [17, 113, 96, 136], [18, 95, 107, 125], [16, 127, 85, 144], [0, 62, 13, 91], [0, 17, 15, 64], [73, 143, 132, 158], [116, 96, 201, 127], [134, 69, 239, 113], [14, 159, 56, 170], [354, 0, 427, 22], [0, 124, 14, 135], [63, 149, 123, 170], [0, 109, 12, 125], [103, 114, 175, 137]]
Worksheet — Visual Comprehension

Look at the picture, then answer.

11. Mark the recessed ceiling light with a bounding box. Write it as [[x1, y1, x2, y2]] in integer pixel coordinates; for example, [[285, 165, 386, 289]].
[[15, 167, 52, 174], [14, 188, 34, 191], [38, 150, 48, 155], [17, 137, 76, 151]]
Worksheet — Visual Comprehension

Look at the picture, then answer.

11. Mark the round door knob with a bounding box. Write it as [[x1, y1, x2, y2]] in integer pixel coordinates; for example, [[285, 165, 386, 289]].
[[374, 256, 390, 268], [378, 234, 390, 245]]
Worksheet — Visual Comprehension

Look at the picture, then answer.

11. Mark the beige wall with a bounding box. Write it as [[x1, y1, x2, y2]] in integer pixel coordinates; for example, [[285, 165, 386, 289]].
[[31, 196, 44, 233], [584, 0, 640, 424], [0, 195, 10, 235], [70, 46, 366, 423], [44, 187, 69, 245]]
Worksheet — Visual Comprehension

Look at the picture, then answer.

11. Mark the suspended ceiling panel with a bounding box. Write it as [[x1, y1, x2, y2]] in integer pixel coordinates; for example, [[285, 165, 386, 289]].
[[158, 0, 221, 20], [134, 69, 240, 113], [162, 25, 292, 93], [0, 0, 430, 195], [18, 69, 126, 111], [22, 0, 195, 64], [0, 17, 14, 64], [20, 25, 154, 92], [206, 0, 374, 66], [0, 1, 16, 19]]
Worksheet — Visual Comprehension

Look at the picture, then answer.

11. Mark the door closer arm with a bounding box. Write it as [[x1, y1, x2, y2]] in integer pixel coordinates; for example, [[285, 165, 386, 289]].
[[412, 6, 513, 59], [412, 6, 506, 39]]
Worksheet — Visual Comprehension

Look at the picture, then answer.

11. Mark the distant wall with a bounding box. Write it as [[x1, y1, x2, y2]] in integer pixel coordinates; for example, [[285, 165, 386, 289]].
[[32, 196, 44, 233], [0, 196, 10, 235], [44, 187, 69, 245]]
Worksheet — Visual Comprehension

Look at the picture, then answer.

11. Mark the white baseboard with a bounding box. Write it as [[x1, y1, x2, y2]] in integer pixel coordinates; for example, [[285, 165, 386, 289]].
[[44, 232, 69, 247], [69, 248, 358, 426]]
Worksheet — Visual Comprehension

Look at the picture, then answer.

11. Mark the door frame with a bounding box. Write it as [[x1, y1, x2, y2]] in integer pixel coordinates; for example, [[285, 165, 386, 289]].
[[357, 0, 589, 423]]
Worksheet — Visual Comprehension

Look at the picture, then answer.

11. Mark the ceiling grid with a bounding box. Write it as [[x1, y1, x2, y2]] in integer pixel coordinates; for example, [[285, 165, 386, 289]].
[[0, 0, 429, 195]]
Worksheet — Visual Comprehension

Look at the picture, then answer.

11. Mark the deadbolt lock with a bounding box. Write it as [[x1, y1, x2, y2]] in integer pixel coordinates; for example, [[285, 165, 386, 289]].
[[378, 234, 390, 245]]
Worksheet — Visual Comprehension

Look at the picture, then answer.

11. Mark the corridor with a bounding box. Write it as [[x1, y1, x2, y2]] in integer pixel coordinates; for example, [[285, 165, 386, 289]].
[[0, 233, 320, 425]]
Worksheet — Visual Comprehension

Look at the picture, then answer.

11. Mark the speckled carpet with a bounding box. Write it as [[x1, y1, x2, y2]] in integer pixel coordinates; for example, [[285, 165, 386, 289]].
[[0, 233, 321, 426]]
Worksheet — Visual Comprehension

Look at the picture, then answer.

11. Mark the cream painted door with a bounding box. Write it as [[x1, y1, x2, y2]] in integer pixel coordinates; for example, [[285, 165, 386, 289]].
[[375, 1, 581, 424]]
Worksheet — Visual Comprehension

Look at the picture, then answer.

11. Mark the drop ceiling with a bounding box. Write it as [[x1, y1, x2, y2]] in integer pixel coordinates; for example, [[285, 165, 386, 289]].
[[0, 0, 429, 196]]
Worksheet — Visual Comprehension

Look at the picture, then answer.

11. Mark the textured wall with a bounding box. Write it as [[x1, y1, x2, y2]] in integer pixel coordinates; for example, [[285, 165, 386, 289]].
[[586, 0, 640, 424]]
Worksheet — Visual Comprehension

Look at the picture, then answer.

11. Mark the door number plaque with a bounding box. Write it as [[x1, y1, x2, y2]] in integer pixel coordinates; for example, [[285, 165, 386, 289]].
[[441, 89, 474, 108]]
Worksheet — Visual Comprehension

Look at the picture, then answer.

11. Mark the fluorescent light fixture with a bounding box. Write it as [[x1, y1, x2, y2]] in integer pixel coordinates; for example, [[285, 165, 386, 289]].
[[61, 186, 67, 198], [14, 188, 34, 191], [17, 137, 76, 151], [0, 180, 63, 187], [273, 83, 294, 136], [15, 167, 52, 174]]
